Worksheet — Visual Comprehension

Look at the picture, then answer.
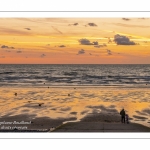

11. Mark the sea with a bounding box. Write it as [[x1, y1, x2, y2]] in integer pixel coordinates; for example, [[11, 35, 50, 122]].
[[0, 64, 150, 87]]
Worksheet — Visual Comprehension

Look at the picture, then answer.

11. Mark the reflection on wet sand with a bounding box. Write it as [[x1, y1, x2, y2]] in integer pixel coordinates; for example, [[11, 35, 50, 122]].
[[0, 87, 150, 128]]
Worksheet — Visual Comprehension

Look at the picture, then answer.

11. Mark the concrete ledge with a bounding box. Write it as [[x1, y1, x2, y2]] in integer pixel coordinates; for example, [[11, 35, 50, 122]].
[[53, 122, 150, 132]]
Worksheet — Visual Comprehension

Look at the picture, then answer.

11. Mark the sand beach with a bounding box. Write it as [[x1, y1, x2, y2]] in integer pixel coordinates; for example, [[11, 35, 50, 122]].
[[0, 86, 150, 132]]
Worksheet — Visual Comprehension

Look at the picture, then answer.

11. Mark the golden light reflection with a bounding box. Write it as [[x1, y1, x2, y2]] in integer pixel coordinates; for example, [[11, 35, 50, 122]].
[[0, 87, 149, 127]]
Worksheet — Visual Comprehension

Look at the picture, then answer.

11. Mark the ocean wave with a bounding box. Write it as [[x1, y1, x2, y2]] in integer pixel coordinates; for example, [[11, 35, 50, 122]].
[[0, 64, 150, 87]]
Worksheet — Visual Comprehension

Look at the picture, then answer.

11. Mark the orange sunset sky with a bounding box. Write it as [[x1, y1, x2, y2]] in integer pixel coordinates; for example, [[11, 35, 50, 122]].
[[0, 17, 150, 64]]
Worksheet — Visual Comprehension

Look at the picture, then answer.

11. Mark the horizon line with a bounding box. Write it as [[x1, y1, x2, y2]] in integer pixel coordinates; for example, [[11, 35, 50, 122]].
[[0, 63, 150, 65]]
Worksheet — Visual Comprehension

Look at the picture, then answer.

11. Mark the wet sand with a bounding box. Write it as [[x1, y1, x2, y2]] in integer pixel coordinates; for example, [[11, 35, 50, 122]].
[[0, 87, 150, 132]]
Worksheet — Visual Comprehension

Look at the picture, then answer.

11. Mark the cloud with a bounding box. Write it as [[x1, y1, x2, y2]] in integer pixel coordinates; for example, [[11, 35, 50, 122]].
[[94, 44, 107, 48], [0, 27, 32, 36], [114, 34, 137, 45], [104, 37, 112, 43], [107, 49, 112, 55], [40, 54, 46, 58], [108, 37, 112, 43], [69, 23, 79, 26], [79, 39, 92, 45], [24, 28, 31, 30], [122, 18, 130, 21], [16, 50, 22, 53], [51, 26, 63, 34], [1, 45, 15, 49], [73, 23, 78, 26], [78, 38, 99, 45], [87, 23, 97, 26], [1, 45, 8, 48], [59, 45, 66, 48], [138, 18, 147, 19], [114, 23, 150, 28], [77, 49, 85, 55], [93, 41, 99, 45]]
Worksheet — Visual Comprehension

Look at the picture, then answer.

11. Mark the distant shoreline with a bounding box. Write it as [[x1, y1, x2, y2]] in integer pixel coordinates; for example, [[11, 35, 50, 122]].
[[1, 85, 150, 88]]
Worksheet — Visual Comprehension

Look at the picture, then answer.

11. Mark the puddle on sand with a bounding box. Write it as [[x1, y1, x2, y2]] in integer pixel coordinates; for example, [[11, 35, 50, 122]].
[[63, 119, 81, 124]]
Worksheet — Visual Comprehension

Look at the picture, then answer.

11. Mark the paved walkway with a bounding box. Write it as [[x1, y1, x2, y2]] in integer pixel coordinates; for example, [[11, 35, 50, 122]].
[[52, 122, 150, 132]]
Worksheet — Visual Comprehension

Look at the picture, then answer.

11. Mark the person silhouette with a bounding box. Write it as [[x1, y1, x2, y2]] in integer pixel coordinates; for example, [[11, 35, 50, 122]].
[[125, 114, 129, 124], [120, 108, 126, 123]]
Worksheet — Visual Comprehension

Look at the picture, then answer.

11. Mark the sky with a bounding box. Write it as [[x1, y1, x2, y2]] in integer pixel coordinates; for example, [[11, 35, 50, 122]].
[[0, 17, 150, 64]]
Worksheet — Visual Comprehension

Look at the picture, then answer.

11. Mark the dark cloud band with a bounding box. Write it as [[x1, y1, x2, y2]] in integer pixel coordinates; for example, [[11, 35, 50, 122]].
[[79, 38, 98, 45], [1, 45, 15, 49], [114, 34, 136, 45], [77, 49, 85, 55]]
